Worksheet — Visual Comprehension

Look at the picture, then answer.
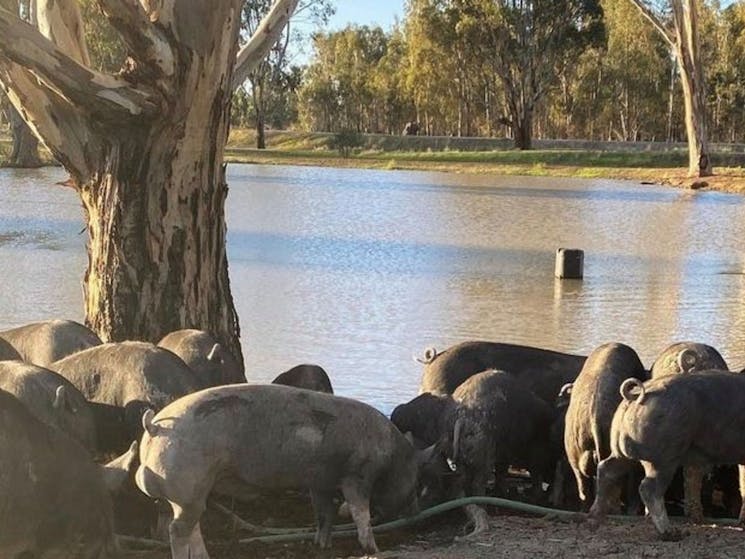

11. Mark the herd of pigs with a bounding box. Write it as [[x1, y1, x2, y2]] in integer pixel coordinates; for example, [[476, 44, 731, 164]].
[[2, 320, 744, 558]]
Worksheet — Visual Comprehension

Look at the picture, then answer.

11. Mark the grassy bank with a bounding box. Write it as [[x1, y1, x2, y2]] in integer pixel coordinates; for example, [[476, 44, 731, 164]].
[[226, 129, 745, 194], [4, 131, 745, 194]]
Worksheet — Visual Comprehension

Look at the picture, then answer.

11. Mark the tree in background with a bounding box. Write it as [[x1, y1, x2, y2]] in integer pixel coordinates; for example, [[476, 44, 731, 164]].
[[469, 0, 605, 149], [2, 0, 40, 167], [403, 0, 464, 135], [600, 0, 671, 141], [298, 25, 393, 132], [0, 0, 299, 366], [707, 2, 745, 142], [78, 0, 125, 72], [628, 0, 712, 176], [240, 0, 333, 148], [370, 27, 414, 134]]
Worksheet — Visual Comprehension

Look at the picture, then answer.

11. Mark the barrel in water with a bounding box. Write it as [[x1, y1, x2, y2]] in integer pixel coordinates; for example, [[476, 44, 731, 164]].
[[555, 248, 584, 279]]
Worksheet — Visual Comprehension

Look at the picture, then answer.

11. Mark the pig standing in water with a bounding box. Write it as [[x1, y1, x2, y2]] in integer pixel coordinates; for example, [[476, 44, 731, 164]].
[[563, 342, 647, 508], [590, 372, 745, 540], [0, 319, 102, 366], [136, 384, 429, 558]]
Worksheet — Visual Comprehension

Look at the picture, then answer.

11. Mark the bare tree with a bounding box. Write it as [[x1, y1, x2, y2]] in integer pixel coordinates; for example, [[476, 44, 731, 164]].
[[2, 0, 41, 167], [0, 0, 299, 367], [628, 0, 712, 177]]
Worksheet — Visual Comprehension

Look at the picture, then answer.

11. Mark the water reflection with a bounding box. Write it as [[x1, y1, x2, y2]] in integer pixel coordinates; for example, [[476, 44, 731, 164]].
[[1, 164, 744, 414]]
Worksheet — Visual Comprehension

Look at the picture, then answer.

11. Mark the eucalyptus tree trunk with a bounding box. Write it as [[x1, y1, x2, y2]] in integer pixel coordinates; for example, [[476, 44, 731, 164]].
[[0, 0, 300, 369], [672, 0, 711, 176], [628, 0, 712, 177], [3, 0, 40, 167], [251, 77, 266, 149], [7, 103, 41, 167]]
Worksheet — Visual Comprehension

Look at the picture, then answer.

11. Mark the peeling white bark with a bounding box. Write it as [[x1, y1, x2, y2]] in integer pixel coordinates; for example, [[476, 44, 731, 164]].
[[0, 6, 157, 116], [232, 0, 300, 90], [0, 0, 298, 366], [627, 0, 712, 177], [36, 0, 90, 65], [97, 0, 175, 78]]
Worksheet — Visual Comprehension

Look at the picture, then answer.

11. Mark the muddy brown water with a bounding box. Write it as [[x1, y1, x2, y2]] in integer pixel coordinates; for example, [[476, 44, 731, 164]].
[[2, 164, 745, 415]]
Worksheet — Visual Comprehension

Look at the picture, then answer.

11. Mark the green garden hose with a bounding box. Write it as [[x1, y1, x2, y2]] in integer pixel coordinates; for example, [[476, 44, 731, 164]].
[[237, 495, 740, 545]]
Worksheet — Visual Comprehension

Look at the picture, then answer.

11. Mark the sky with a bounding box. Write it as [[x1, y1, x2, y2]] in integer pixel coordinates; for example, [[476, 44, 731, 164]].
[[327, 0, 404, 31]]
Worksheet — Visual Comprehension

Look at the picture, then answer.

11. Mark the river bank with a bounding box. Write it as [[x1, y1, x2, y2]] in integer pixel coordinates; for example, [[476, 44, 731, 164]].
[[223, 129, 745, 195], [4, 130, 745, 194]]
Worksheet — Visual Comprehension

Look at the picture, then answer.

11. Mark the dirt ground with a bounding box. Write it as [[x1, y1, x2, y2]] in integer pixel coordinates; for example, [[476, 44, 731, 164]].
[[125, 507, 745, 559]]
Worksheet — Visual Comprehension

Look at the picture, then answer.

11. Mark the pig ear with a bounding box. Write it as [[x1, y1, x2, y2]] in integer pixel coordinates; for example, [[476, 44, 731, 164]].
[[52, 385, 66, 410], [678, 348, 698, 373], [142, 408, 159, 436], [100, 440, 139, 494], [558, 383, 573, 399], [207, 343, 222, 363]]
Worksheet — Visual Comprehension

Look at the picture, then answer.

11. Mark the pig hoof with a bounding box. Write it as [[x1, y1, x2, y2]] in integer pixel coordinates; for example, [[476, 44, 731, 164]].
[[685, 507, 704, 524], [659, 528, 686, 542]]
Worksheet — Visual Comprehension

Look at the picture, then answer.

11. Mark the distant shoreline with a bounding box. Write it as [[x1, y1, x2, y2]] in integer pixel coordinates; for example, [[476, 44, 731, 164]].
[[224, 129, 745, 195], [4, 131, 745, 194]]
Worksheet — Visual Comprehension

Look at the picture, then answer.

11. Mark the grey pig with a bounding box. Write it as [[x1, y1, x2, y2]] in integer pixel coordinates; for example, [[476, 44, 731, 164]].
[[0, 319, 102, 366], [136, 384, 433, 558], [590, 371, 745, 540]]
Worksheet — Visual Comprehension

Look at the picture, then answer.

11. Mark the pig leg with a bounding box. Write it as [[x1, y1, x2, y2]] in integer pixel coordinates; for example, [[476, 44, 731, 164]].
[[589, 456, 634, 519], [310, 489, 337, 548], [623, 463, 644, 515], [169, 502, 209, 559], [550, 460, 566, 508], [683, 465, 705, 523], [341, 480, 377, 555], [570, 464, 592, 509], [461, 457, 491, 537], [638, 461, 682, 541], [737, 464, 745, 524]]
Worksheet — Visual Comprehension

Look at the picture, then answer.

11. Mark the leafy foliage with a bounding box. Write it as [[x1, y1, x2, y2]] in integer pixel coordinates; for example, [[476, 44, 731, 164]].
[[328, 129, 365, 156]]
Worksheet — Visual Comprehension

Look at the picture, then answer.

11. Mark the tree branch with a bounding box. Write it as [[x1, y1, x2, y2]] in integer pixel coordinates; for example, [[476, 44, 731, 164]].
[[0, 5, 158, 118], [626, 0, 676, 49], [0, 60, 96, 180], [36, 0, 91, 65], [96, 0, 175, 79], [232, 0, 299, 91]]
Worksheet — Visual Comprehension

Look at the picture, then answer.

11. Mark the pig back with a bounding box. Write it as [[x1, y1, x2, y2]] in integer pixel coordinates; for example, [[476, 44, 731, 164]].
[[51, 341, 201, 408], [565, 343, 646, 459], [158, 329, 245, 386], [0, 360, 97, 452], [650, 342, 728, 378], [0, 319, 102, 366], [452, 370, 554, 457], [615, 371, 745, 464], [419, 341, 586, 403], [144, 384, 409, 490]]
